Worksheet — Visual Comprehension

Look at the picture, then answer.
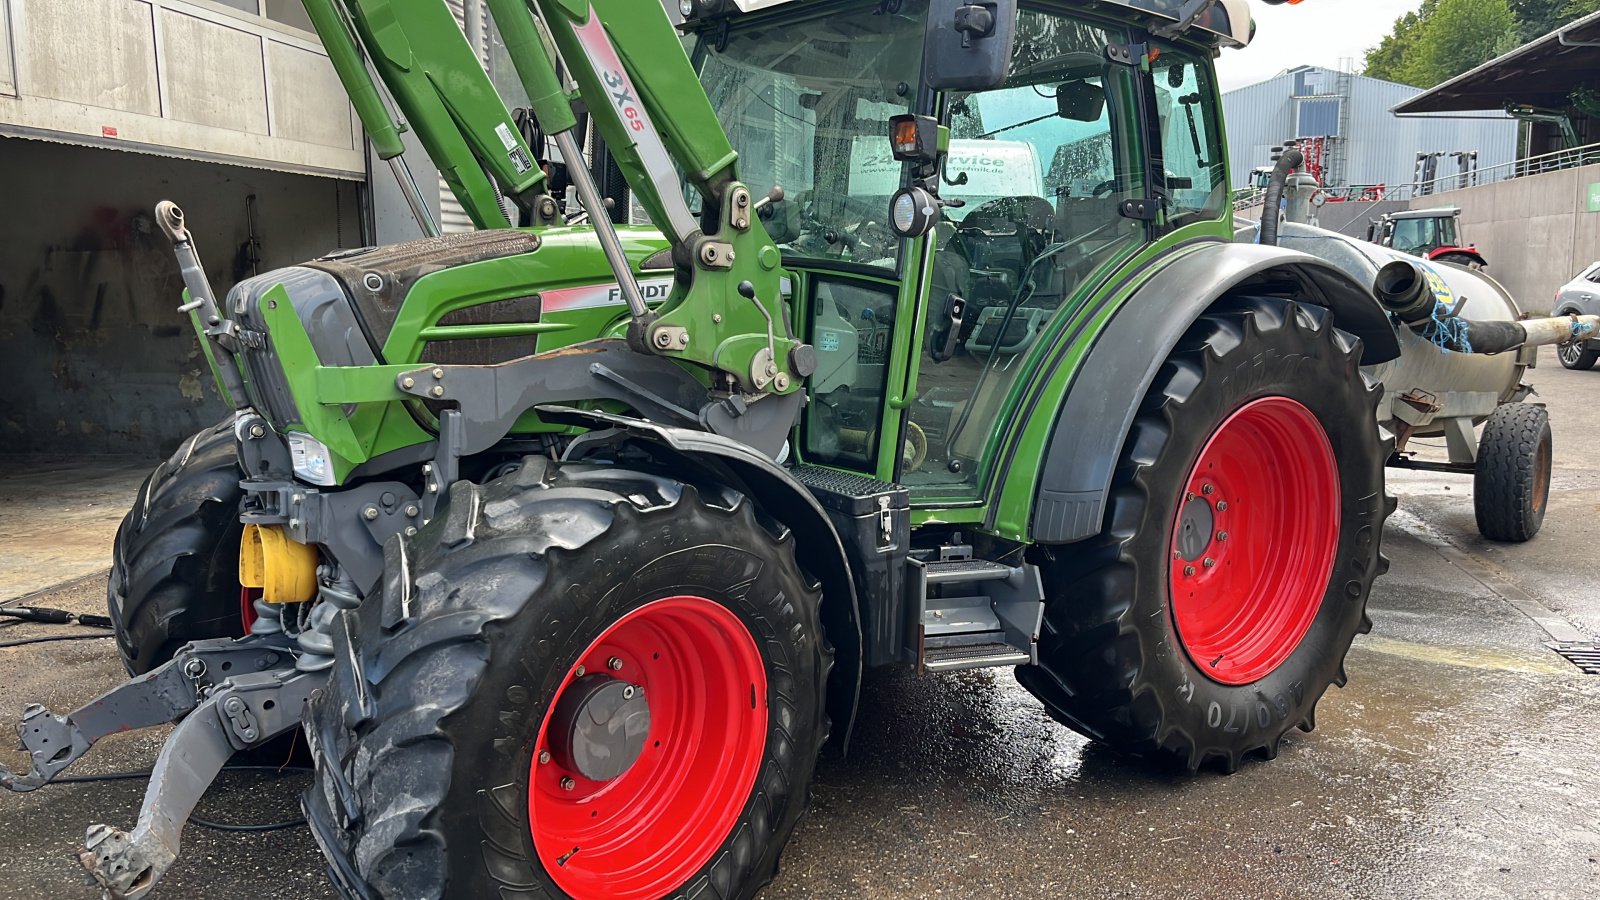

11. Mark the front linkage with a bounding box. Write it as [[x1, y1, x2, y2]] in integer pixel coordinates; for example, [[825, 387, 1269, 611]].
[[1, 617, 312, 898]]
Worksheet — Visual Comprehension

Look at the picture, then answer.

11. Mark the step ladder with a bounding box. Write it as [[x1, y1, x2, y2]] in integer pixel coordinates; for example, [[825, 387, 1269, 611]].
[[910, 547, 1044, 674]]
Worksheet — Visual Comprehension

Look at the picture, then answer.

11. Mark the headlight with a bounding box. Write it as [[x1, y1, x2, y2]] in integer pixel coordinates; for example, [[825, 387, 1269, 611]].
[[888, 186, 938, 238], [287, 432, 336, 486]]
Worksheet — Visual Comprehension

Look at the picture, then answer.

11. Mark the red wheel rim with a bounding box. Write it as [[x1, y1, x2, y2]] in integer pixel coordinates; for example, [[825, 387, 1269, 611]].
[[529, 595, 768, 899], [1169, 397, 1340, 685]]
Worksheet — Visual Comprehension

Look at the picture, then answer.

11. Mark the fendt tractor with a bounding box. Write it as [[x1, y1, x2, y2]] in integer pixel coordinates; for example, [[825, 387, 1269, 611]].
[[3, 1, 1404, 898]]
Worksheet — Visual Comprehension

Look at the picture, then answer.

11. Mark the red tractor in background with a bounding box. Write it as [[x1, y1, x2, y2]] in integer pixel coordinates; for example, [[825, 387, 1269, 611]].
[[1368, 207, 1489, 269]]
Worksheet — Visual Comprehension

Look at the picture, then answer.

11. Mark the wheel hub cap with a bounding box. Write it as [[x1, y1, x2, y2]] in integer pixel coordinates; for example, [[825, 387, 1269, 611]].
[[1169, 397, 1341, 685], [548, 675, 650, 782]]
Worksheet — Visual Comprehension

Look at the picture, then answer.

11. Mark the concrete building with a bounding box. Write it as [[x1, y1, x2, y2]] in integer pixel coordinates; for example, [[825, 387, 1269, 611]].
[[1222, 65, 1519, 194], [0, 0, 365, 455]]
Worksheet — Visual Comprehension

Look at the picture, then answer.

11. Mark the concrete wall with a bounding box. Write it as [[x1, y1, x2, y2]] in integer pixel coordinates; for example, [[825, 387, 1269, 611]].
[[0, 136, 361, 455], [0, 0, 362, 178], [1418, 162, 1600, 314]]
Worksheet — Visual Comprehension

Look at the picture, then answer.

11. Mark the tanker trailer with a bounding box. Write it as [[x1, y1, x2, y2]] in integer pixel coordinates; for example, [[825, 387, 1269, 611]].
[[1265, 220, 1598, 542]]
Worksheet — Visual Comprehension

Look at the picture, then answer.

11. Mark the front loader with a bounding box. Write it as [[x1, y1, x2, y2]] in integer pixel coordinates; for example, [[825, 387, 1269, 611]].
[[4, 1, 1403, 898]]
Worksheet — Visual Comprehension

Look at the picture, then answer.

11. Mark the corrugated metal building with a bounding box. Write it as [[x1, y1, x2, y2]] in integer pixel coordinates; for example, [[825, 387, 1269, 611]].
[[1222, 65, 1519, 192]]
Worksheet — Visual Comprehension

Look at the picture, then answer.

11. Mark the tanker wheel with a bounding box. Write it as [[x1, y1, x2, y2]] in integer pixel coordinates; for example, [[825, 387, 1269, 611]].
[[1017, 297, 1391, 773], [304, 458, 831, 900], [1474, 403, 1552, 543], [107, 417, 247, 675], [1557, 340, 1600, 371]]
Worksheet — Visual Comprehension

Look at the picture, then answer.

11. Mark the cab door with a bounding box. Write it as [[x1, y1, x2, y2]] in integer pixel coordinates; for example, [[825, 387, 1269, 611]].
[[900, 8, 1150, 502]]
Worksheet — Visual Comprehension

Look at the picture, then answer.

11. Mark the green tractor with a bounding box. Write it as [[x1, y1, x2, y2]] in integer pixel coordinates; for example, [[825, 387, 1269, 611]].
[[4, 1, 1399, 897]]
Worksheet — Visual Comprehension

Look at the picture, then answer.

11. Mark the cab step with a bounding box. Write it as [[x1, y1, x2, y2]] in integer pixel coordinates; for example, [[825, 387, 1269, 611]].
[[910, 550, 1044, 674]]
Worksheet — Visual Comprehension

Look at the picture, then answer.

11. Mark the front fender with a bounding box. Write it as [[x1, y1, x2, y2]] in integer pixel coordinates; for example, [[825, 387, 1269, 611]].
[[1029, 241, 1400, 544], [545, 406, 864, 752]]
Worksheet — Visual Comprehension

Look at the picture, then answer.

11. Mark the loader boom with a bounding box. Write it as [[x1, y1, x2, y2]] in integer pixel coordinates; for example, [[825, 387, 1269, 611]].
[[303, 0, 808, 398]]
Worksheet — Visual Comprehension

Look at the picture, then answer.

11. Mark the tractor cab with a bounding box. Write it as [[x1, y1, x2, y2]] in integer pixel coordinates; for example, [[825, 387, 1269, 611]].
[[684, 0, 1232, 501]]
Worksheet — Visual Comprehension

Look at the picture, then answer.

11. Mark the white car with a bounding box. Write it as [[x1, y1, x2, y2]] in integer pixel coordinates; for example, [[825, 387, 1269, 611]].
[[1555, 261, 1600, 370]]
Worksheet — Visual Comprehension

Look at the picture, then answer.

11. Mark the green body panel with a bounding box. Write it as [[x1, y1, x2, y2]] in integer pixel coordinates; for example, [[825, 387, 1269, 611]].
[[242, 227, 674, 480]]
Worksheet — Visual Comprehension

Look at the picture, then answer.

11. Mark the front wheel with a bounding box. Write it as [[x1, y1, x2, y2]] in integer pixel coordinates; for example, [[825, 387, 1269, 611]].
[[304, 459, 831, 900], [1017, 297, 1391, 772]]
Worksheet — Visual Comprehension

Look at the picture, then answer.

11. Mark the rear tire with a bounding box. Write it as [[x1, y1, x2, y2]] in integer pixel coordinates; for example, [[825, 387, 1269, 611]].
[[1557, 340, 1599, 371], [303, 458, 831, 900], [1016, 297, 1391, 773], [107, 418, 246, 675], [1474, 403, 1552, 543]]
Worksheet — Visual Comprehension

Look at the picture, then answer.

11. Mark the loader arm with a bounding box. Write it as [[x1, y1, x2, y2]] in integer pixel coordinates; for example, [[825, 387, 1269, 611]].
[[303, 0, 809, 399]]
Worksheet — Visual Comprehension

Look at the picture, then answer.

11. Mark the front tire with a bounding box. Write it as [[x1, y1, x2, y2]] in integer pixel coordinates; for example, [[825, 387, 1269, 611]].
[[107, 418, 246, 674], [304, 459, 831, 900], [1017, 297, 1391, 772]]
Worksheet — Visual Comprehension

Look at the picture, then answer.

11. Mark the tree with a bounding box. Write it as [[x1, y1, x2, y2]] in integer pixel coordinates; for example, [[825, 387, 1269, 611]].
[[1509, 0, 1600, 42], [1363, 1, 1435, 87], [1364, 0, 1522, 88], [1417, 0, 1522, 84]]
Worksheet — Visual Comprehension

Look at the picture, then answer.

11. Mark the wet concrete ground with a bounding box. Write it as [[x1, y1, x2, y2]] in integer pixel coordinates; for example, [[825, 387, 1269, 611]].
[[2, 346, 1598, 898]]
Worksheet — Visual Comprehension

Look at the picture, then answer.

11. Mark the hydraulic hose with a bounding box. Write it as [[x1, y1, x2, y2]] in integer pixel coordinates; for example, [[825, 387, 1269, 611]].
[[1372, 260, 1600, 354], [1257, 148, 1304, 247]]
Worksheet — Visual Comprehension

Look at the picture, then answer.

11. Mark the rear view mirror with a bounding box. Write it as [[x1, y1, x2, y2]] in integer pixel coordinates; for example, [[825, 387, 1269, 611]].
[[924, 0, 1017, 91], [1056, 81, 1105, 122]]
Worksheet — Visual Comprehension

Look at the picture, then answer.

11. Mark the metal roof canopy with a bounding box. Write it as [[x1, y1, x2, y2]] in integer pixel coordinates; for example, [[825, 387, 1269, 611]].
[[1392, 11, 1600, 115]]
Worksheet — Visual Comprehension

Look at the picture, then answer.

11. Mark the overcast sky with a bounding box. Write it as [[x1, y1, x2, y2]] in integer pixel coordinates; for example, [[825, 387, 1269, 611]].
[[1215, 0, 1426, 93]]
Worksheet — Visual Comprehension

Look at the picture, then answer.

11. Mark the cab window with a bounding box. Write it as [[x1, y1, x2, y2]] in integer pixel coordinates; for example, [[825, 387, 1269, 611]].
[[1150, 45, 1226, 226]]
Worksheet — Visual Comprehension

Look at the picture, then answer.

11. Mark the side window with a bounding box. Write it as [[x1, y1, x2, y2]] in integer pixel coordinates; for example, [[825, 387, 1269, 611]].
[[1150, 47, 1225, 227]]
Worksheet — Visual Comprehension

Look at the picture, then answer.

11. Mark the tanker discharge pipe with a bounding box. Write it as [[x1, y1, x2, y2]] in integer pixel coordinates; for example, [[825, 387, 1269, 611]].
[[1374, 260, 1600, 354]]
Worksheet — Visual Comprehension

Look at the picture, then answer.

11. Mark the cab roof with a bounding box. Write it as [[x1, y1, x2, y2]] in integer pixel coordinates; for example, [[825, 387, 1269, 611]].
[[725, 0, 1256, 48]]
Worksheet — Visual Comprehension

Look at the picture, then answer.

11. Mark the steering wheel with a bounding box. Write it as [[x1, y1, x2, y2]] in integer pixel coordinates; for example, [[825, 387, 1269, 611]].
[[790, 193, 891, 259], [1092, 179, 1118, 198]]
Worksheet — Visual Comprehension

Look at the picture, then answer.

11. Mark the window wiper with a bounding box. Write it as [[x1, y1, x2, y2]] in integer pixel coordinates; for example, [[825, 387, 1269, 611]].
[[979, 110, 1056, 139]]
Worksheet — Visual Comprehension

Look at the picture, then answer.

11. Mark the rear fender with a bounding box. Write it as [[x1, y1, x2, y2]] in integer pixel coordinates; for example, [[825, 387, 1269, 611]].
[[547, 406, 863, 751], [1030, 241, 1400, 544], [1428, 246, 1488, 268]]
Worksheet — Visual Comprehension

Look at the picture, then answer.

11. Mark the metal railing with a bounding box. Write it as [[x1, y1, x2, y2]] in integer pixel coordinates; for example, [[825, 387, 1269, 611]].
[[1233, 141, 1600, 211]]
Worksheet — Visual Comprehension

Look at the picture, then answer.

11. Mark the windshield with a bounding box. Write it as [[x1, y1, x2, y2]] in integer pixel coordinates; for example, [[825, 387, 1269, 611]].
[[1391, 215, 1456, 254], [693, 3, 926, 269]]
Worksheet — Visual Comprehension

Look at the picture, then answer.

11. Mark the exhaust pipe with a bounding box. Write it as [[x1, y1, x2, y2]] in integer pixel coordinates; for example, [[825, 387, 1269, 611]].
[[1373, 260, 1600, 354]]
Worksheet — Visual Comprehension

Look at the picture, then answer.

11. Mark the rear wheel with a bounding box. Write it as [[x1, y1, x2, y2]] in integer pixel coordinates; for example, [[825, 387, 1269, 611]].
[[107, 418, 246, 675], [304, 459, 831, 900], [1474, 403, 1552, 543], [1017, 297, 1391, 772], [1557, 340, 1599, 371]]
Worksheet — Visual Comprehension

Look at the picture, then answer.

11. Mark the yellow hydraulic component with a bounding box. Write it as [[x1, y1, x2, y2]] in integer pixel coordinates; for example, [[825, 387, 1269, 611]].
[[239, 524, 319, 603]]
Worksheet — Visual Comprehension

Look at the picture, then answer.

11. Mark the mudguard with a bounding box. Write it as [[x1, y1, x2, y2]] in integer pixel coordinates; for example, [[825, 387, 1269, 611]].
[[1030, 240, 1401, 544], [545, 406, 864, 750], [1428, 246, 1489, 268]]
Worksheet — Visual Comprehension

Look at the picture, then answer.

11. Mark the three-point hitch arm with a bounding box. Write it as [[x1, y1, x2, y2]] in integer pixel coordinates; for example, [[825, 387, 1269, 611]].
[[302, 0, 809, 401]]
